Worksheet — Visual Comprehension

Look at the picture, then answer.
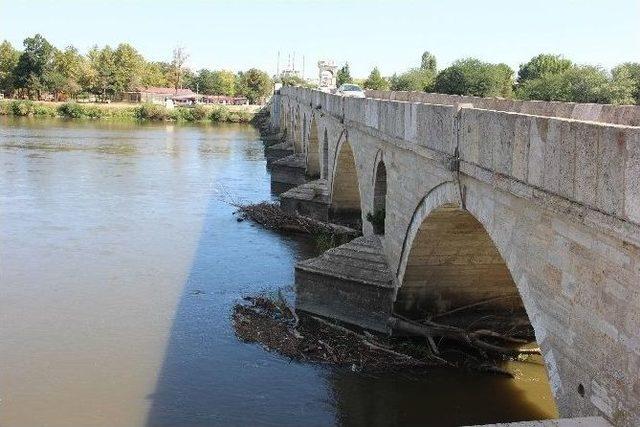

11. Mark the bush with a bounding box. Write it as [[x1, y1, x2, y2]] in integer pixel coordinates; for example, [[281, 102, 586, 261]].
[[209, 106, 230, 122], [434, 58, 514, 98], [83, 105, 105, 119], [366, 209, 385, 235], [136, 103, 169, 121], [190, 104, 209, 121], [11, 100, 35, 116], [32, 103, 57, 117], [0, 101, 8, 115], [390, 68, 435, 92], [515, 65, 635, 104], [238, 111, 253, 122], [227, 112, 242, 123], [58, 102, 86, 118]]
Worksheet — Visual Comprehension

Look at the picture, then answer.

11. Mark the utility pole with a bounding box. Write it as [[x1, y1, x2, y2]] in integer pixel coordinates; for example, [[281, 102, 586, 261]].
[[302, 55, 305, 80]]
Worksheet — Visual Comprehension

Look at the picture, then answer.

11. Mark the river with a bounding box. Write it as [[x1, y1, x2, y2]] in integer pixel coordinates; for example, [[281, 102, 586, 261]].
[[0, 117, 557, 427]]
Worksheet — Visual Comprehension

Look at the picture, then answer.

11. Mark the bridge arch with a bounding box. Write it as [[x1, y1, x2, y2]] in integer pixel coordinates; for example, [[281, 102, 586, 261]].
[[294, 106, 303, 153], [287, 106, 295, 145], [321, 128, 329, 179], [330, 132, 362, 228], [279, 104, 286, 133], [370, 153, 387, 235], [394, 181, 556, 396], [306, 115, 320, 178]]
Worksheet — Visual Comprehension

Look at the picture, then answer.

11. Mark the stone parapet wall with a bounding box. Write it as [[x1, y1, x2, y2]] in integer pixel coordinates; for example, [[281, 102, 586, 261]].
[[281, 86, 640, 230], [365, 89, 640, 127]]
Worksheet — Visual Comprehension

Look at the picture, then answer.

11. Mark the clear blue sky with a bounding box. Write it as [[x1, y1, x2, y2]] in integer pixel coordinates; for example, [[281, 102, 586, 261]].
[[1, 0, 638, 78]]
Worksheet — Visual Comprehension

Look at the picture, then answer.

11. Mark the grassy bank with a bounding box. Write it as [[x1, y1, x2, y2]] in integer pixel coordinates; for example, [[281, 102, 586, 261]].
[[0, 100, 255, 123]]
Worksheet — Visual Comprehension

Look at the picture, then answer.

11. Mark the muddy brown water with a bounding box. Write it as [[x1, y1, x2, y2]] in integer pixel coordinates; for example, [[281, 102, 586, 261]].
[[0, 117, 557, 427]]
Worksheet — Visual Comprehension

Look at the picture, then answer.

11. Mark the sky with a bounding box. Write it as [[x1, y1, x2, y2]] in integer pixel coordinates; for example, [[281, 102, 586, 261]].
[[1, 0, 638, 78]]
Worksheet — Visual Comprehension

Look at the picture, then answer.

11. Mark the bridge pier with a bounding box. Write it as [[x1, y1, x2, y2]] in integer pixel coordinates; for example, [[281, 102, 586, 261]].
[[280, 179, 330, 221], [269, 153, 306, 194], [295, 235, 395, 333], [265, 142, 293, 165]]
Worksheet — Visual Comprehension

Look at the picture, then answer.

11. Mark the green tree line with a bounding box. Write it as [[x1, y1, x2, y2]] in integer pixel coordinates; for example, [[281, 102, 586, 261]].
[[339, 52, 640, 105], [0, 34, 273, 104]]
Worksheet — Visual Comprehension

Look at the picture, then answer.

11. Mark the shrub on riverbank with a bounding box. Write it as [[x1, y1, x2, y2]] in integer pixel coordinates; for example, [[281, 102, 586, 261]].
[[0, 100, 254, 123]]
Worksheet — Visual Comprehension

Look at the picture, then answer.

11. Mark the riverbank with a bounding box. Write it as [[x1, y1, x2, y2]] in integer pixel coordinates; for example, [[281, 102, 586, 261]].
[[0, 99, 258, 123]]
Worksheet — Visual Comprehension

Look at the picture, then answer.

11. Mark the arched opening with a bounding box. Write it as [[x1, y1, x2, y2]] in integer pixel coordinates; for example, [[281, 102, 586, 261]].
[[330, 137, 361, 229], [393, 200, 558, 418], [306, 117, 320, 178], [321, 128, 329, 179], [397, 204, 526, 329], [368, 160, 387, 235], [287, 108, 294, 146], [279, 105, 286, 133], [302, 113, 307, 148], [293, 108, 303, 153]]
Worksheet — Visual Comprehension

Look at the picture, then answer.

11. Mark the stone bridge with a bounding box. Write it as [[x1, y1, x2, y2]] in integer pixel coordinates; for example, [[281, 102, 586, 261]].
[[267, 86, 640, 425]]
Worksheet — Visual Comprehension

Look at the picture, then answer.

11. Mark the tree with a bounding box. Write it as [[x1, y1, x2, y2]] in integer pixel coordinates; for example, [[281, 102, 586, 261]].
[[51, 46, 86, 99], [112, 43, 145, 93], [517, 54, 572, 84], [197, 69, 236, 95], [279, 74, 313, 88], [363, 67, 389, 90], [516, 65, 634, 104], [142, 61, 170, 87], [612, 62, 640, 104], [0, 40, 20, 96], [420, 51, 437, 73], [434, 58, 514, 97], [170, 46, 189, 90], [336, 63, 353, 87], [87, 45, 116, 99], [13, 34, 56, 99], [390, 68, 434, 92], [236, 68, 272, 104]]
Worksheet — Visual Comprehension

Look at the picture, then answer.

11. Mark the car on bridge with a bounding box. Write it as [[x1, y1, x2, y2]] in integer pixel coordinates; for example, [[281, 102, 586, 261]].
[[336, 83, 366, 98]]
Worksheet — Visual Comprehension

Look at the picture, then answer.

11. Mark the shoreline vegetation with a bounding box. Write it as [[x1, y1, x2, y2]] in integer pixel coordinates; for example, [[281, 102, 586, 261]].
[[0, 99, 257, 123]]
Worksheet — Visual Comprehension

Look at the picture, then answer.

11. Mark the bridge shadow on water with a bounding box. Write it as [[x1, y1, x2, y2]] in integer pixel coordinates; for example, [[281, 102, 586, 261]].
[[144, 132, 555, 427]]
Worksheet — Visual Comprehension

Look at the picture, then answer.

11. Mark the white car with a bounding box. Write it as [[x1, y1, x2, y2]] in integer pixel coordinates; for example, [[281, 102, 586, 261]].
[[336, 84, 366, 98]]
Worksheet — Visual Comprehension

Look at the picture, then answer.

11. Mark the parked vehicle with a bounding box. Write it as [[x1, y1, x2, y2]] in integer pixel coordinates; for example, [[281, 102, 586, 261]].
[[336, 84, 366, 98]]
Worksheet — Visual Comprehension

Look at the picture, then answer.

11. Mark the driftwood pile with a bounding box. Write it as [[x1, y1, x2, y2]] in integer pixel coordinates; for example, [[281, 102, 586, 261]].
[[233, 294, 438, 372], [233, 292, 541, 377], [235, 202, 358, 238]]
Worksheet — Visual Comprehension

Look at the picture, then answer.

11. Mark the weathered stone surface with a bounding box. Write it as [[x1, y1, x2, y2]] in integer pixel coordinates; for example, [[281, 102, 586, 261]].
[[280, 179, 330, 221], [468, 416, 612, 426], [295, 235, 395, 332], [270, 153, 306, 186], [275, 87, 640, 426], [265, 142, 293, 164]]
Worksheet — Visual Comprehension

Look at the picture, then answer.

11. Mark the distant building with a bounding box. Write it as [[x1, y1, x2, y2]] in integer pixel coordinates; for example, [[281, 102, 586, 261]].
[[119, 87, 196, 104], [119, 87, 249, 106], [200, 95, 249, 105]]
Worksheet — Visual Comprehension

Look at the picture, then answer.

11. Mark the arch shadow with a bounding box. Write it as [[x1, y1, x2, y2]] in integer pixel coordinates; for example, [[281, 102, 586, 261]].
[[305, 116, 320, 179], [329, 132, 362, 229], [369, 153, 387, 235], [394, 182, 556, 405]]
